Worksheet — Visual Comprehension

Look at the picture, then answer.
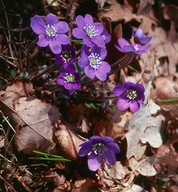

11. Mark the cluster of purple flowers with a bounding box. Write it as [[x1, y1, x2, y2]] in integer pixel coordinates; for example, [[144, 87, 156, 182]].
[[30, 13, 151, 171], [115, 28, 151, 55], [31, 13, 111, 90]]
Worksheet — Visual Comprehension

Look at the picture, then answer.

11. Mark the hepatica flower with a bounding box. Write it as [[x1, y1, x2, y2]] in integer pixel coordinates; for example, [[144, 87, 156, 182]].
[[55, 44, 76, 68], [30, 13, 69, 54], [113, 82, 145, 112], [132, 28, 152, 45], [79, 136, 120, 171], [72, 14, 105, 48], [115, 38, 151, 55], [57, 64, 81, 90], [101, 28, 111, 44], [78, 45, 111, 81]]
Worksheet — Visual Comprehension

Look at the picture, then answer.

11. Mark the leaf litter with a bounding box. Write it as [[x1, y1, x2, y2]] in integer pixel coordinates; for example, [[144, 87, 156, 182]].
[[0, 0, 178, 191]]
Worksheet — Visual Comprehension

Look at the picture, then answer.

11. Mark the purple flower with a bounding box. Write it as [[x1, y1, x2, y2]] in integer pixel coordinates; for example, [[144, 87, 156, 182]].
[[72, 14, 105, 48], [79, 136, 120, 171], [57, 64, 81, 90], [30, 13, 70, 54], [132, 28, 152, 45], [113, 82, 145, 112], [55, 44, 76, 68], [115, 38, 151, 55], [101, 28, 111, 44], [78, 45, 111, 81]]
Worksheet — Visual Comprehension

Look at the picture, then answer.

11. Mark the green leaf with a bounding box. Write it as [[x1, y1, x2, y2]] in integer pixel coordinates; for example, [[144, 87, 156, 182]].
[[128, 65, 139, 73], [71, 39, 84, 45], [29, 150, 71, 162], [19, 72, 29, 78], [10, 69, 16, 78]]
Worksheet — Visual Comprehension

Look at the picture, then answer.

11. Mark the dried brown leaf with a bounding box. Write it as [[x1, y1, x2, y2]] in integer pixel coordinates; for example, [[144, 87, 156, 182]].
[[95, 0, 111, 9], [104, 161, 126, 180], [0, 91, 60, 155], [6, 79, 34, 96], [122, 184, 147, 192], [163, 4, 178, 28], [125, 100, 164, 160], [100, 0, 141, 22], [92, 108, 132, 139], [129, 157, 157, 176], [55, 122, 85, 160], [148, 27, 178, 74], [14, 96, 60, 155], [72, 178, 99, 192]]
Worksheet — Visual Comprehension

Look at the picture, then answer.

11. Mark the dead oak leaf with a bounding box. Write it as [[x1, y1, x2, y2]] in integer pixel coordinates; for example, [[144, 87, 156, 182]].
[[100, 0, 141, 22], [0, 92, 60, 155], [12, 96, 60, 155], [55, 122, 85, 160], [129, 157, 157, 177], [103, 161, 126, 180], [6, 79, 34, 97], [125, 100, 164, 160], [95, 0, 111, 9]]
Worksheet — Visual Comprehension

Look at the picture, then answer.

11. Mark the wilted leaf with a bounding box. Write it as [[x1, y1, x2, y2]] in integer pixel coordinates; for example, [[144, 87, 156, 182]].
[[92, 108, 132, 139], [122, 184, 147, 192], [137, 0, 154, 15], [55, 122, 85, 160], [148, 27, 178, 74], [140, 117, 164, 148], [125, 100, 164, 160], [163, 4, 178, 28], [104, 162, 126, 180], [129, 157, 157, 176], [14, 96, 60, 155], [95, 0, 111, 9], [6, 79, 34, 96], [0, 91, 60, 155], [72, 178, 99, 192], [100, 0, 141, 22]]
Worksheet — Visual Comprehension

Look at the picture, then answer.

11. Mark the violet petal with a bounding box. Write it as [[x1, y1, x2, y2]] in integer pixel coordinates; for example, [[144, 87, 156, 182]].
[[117, 98, 130, 111], [103, 149, 116, 165], [113, 85, 127, 97], [30, 15, 45, 35], [106, 143, 120, 154], [88, 152, 102, 171], [46, 13, 58, 25], [56, 21, 69, 34], [130, 101, 140, 112], [37, 35, 48, 47], [84, 65, 95, 79], [76, 15, 86, 28], [56, 34, 70, 45], [72, 28, 86, 39], [49, 40, 62, 54]]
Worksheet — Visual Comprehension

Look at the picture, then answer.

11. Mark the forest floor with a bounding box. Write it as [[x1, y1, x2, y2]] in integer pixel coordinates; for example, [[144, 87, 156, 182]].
[[0, 0, 178, 191]]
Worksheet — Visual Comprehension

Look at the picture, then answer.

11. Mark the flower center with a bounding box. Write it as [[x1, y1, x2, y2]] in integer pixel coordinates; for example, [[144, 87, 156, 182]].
[[84, 24, 98, 38], [133, 44, 139, 51], [45, 24, 57, 37], [64, 73, 75, 83], [92, 143, 105, 155], [126, 90, 137, 100], [61, 50, 72, 63], [88, 53, 101, 70]]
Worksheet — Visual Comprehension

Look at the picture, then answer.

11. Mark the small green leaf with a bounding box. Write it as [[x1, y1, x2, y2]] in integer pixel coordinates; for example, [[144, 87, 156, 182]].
[[71, 39, 84, 45], [19, 72, 29, 78], [89, 102, 97, 110], [128, 65, 139, 72], [10, 70, 16, 78], [156, 98, 178, 104], [29, 150, 71, 162]]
